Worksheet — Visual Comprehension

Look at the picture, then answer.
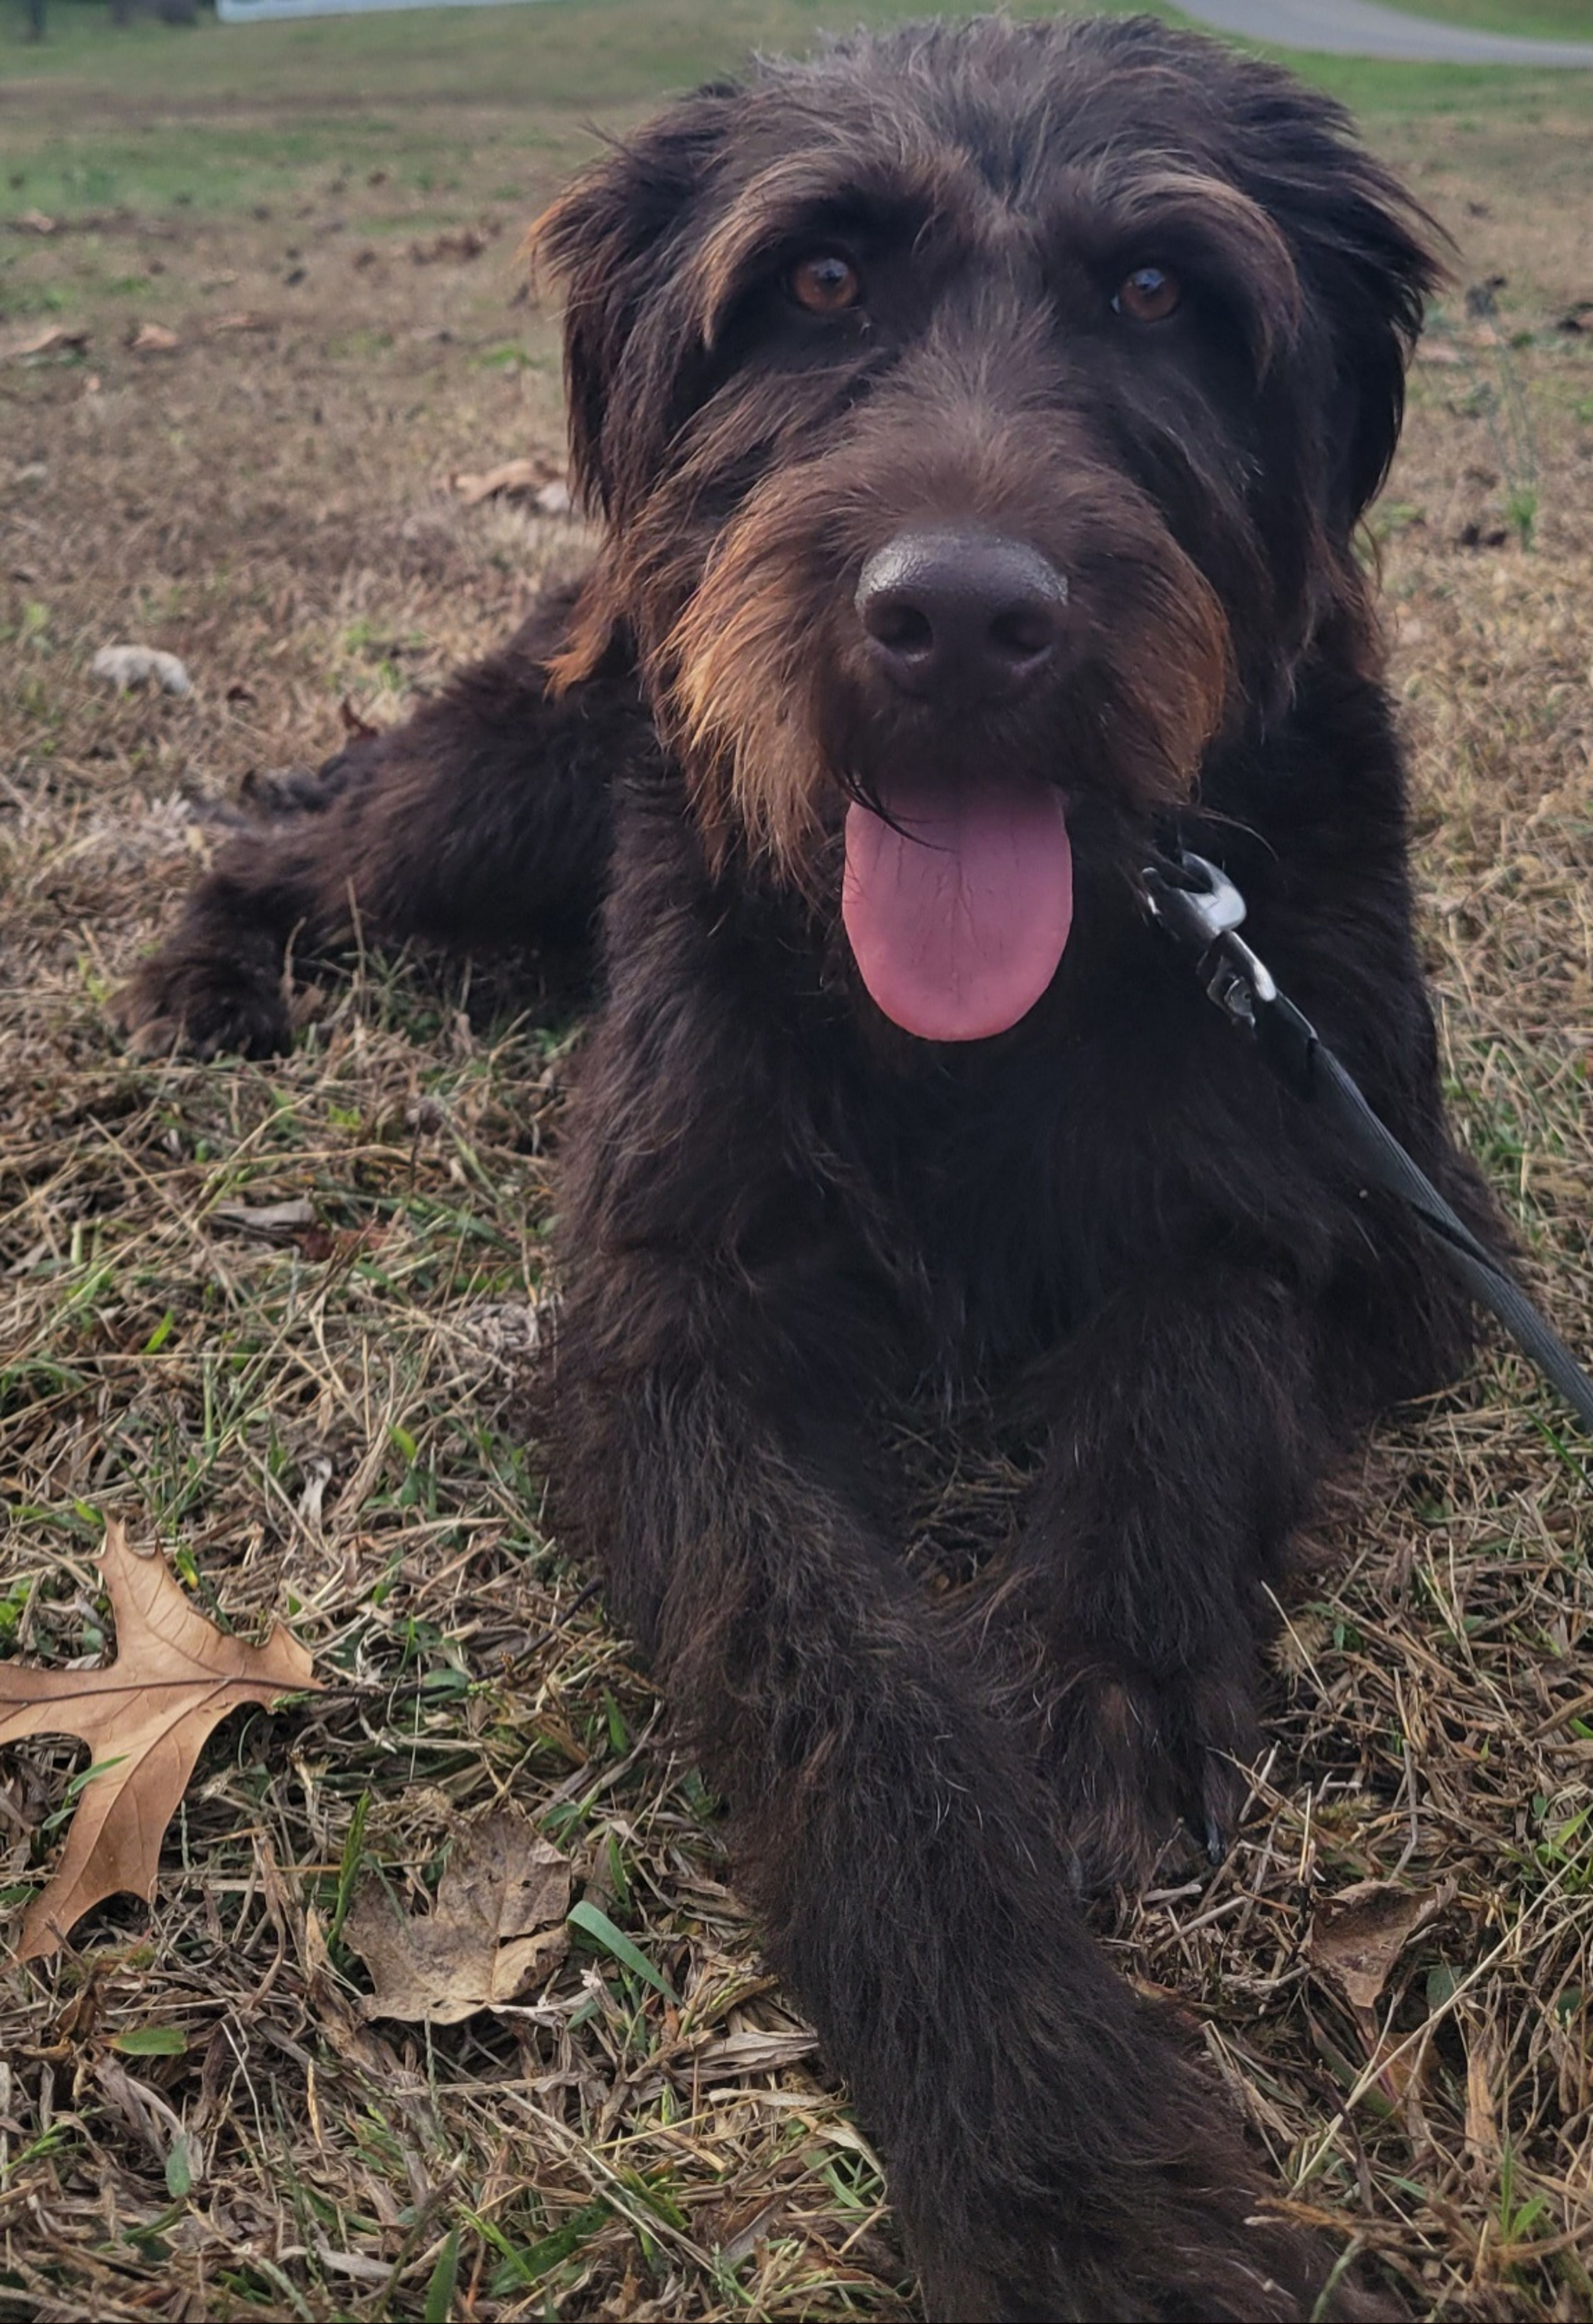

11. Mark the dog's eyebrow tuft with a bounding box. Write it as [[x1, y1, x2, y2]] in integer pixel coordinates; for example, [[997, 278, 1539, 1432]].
[[687, 144, 975, 349], [1067, 166, 1304, 372]]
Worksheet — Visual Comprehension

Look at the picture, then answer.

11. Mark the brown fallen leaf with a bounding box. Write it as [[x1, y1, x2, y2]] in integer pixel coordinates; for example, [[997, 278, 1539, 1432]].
[[1306, 1879, 1452, 2014], [1461, 2003, 1503, 2163], [344, 1806, 570, 2023], [297, 1219, 390, 1268], [452, 455, 565, 509], [410, 225, 492, 265], [713, 2193, 788, 2271], [1, 1520, 322, 1962], [4, 324, 91, 363], [689, 2027, 819, 2081]]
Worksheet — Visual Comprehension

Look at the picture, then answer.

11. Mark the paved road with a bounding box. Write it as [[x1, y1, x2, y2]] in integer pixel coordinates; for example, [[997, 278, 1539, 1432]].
[[1179, 0, 1593, 65]]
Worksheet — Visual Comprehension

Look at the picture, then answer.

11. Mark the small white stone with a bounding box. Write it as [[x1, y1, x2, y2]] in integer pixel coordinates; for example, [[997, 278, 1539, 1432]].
[[93, 645, 194, 698]]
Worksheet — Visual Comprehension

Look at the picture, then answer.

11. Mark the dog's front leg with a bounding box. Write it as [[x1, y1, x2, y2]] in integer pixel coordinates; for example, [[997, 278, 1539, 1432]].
[[1006, 1262, 1332, 1890], [549, 1282, 1363, 2323], [115, 584, 647, 1058]]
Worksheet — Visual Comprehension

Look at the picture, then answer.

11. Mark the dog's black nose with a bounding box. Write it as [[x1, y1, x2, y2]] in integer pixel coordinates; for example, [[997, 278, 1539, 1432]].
[[855, 530, 1067, 703]]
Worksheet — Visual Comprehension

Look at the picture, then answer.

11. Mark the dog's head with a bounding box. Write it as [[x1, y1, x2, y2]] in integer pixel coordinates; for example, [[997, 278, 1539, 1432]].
[[534, 15, 1440, 1043]]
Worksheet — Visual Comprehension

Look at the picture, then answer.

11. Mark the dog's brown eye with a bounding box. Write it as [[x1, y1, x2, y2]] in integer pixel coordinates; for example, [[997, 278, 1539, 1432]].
[[1114, 265, 1181, 323], [789, 252, 862, 315]]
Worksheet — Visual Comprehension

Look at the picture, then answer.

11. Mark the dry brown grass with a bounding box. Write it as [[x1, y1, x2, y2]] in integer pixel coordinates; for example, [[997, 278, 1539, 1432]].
[[2, 67, 1593, 2324]]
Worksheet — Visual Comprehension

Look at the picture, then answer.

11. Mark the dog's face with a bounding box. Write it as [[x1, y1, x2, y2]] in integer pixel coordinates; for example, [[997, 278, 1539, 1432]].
[[537, 15, 1439, 1042]]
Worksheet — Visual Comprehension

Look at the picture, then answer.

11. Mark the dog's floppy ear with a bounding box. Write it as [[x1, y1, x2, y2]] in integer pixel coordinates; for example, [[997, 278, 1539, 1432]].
[[1237, 85, 1448, 528], [531, 87, 737, 518]]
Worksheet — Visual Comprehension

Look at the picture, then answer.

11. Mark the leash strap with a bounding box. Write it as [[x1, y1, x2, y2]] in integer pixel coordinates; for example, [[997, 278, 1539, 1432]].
[[1143, 848, 1593, 1438]]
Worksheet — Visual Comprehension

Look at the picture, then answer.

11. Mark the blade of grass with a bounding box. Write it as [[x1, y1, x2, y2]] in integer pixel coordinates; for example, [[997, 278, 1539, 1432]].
[[568, 1899, 677, 2003]]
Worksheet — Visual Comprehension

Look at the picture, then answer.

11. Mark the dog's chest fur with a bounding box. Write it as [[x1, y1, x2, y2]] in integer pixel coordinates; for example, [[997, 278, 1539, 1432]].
[[590, 652, 1424, 1389]]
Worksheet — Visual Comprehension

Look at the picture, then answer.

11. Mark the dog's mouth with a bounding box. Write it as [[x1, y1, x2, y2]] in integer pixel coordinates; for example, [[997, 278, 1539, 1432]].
[[841, 772, 1074, 1042]]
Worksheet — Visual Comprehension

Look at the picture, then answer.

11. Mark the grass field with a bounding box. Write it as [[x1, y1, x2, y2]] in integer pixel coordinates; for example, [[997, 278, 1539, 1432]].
[[1377, 0, 1593, 35], [1372, 0, 1593, 36], [3, 5, 1593, 2321], [5, 0, 1593, 221]]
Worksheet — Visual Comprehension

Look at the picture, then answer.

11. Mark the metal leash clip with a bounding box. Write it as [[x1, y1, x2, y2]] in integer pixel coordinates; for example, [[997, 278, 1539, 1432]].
[[1142, 850, 1276, 1032], [1141, 841, 1593, 1439]]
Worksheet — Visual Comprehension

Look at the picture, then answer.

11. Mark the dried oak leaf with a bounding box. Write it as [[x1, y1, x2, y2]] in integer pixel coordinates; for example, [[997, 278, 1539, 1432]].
[[5, 324, 90, 363], [410, 225, 491, 265], [690, 2028, 819, 2081], [452, 456, 565, 510], [344, 1806, 570, 2024], [1, 1520, 321, 1963], [1306, 1879, 1452, 2014]]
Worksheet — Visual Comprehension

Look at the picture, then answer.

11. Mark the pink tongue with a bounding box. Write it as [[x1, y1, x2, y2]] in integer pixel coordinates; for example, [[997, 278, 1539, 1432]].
[[842, 777, 1074, 1042]]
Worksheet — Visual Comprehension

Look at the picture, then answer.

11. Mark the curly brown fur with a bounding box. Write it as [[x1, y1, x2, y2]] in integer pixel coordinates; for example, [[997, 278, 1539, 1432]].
[[117, 16, 1512, 2317]]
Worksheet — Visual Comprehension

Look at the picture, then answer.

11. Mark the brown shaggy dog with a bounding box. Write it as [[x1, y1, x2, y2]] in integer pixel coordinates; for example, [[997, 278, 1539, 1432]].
[[119, 16, 1501, 2317]]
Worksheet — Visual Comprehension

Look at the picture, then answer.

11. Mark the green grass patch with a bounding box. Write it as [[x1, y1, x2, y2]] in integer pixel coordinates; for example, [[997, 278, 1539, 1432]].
[[4, 0, 1591, 224], [1384, 0, 1593, 34]]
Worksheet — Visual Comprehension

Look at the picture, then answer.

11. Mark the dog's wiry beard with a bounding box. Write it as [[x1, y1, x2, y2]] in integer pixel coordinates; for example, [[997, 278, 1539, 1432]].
[[660, 447, 1236, 897], [663, 474, 840, 885]]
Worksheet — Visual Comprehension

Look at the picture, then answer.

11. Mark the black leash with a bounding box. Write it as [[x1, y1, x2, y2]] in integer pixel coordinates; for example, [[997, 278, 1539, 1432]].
[[1142, 845, 1593, 1439]]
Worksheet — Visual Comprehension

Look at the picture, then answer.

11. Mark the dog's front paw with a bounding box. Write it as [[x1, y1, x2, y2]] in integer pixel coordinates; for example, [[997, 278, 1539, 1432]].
[[917, 2195, 1393, 2324], [1041, 1653, 1257, 1889], [115, 927, 294, 1061]]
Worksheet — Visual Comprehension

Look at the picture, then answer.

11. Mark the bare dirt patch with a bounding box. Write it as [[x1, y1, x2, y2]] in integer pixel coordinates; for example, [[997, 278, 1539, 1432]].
[[2, 79, 1593, 2324]]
